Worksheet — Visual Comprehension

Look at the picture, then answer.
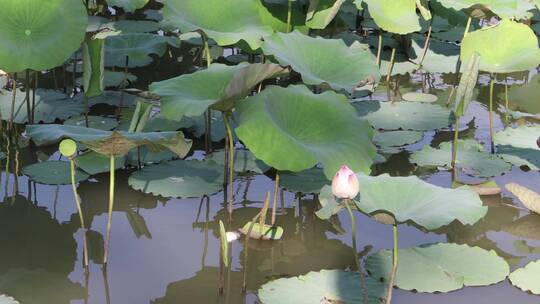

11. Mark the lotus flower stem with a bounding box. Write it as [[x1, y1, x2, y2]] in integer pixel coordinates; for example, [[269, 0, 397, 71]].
[[344, 198, 368, 304], [451, 115, 460, 182], [103, 154, 116, 265], [376, 31, 382, 66], [271, 172, 280, 226], [69, 158, 89, 269], [287, 0, 292, 33], [242, 212, 261, 292], [385, 224, 399, 304], [489, 74, 495, 154], [224, 113, 235, 215], [386, 48, 396, 84], [9, 74, 17, 130]]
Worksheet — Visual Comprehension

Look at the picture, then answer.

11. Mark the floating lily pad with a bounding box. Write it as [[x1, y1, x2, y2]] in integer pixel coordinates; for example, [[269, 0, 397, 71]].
[[374, 130, 424, 154], [22, 161, 89, 185], [64, 115, 118, 130], [75, 152, 125, 175], [410, 139, 512, 178], [0, 0, 87, 72], [162, 0, 279, 49], [352, 173, 486, 229], [26, 124, 192, 157], [258, 269, 387, 304], [107, 0, 149, 12], [261, 31, 380, 92], [105, 33, 178, 67], [494, 125, 540, 170], [206, 149, 269, 174], [240, 222, 283, 240], [0, 89, 84, 124], [354, 100, 454, 131], [128, 159, 224, 198], [150, 63, 285, 120], [437, 0, 535, 19], [236, 85, 376, 178], [363, 0, 421, 34], [401, 92, 438, 103], [0, 294, 18, 304], [509, 259, 540, 295], [280, 167, 329, 194], [366, 243, 510, 293], [461, 19, 540, 73]]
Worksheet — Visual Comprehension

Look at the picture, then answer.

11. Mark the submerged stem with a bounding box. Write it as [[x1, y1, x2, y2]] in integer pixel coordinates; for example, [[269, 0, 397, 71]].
[[103, 154, 116, 265], [70, 159, 89, 269], [385, 225, 399, 304]]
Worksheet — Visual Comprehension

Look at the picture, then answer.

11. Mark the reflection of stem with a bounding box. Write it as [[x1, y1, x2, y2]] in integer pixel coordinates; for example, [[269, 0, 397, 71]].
[[489, 74, 495, 154], [287, 0, 292, 33], [70, 159, 89, 269], [385, 225, 399, 304], [84, 267, 90, 304], [242, 212, 261, 292], [201, 196, 210, 267], [103, 155, 116, 265], [451, 116, 460, 182], [344, 199, 367, 304], [224, 113, 235, 216], [102, 266, 112, 304], [271, 172, 280, 226]]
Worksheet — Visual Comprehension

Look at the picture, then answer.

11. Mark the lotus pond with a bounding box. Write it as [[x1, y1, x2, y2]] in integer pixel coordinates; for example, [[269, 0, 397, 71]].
[[1, 0, 540, 303]]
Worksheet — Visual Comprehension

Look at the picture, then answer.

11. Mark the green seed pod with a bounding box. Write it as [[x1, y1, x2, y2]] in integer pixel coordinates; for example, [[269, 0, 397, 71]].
[[59, 139, 77, 158]]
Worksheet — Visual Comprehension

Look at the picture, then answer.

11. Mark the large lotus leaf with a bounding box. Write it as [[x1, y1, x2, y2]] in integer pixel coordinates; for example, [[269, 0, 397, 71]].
[[280, 167, 329, 194], [354, 100, 454, 131], [82, 37, 105, 98], [128, 159, 224, 198], [494, 125, 540, 170], [105, 33, 177, 67], [410, 139, 512, 177], [162, 0, 278, 49], [353, 173, 486, 229], [461, 19, 540, 73], [509, 260, 540, 294], [366, 243, 510, 293], [107, 0, 149, 12], [26, 124, 192, 157], [235, 85, 376, 178], [0, 295, 18, 304], [64, 115, 118, 130], [306, 0, 347, 29], [206, 149, 270, 174], [261, 31, 380, 92], [0, 0, 87, 72], [150, 63, 285, 120], [258, 269, 387, 304], [22, 161, 89, 185], [437, 0, 535, 19], [75, 152, 125, 175], [363, 0, 421, 34], [0, 89, 85, 124]]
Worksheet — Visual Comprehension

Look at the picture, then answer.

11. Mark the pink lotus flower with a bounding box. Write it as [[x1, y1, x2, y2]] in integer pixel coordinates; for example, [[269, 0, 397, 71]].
[[331, 165, 359, 199]]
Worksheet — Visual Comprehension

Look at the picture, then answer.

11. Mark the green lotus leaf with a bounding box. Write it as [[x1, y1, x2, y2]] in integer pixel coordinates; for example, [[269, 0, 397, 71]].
[[107, 0, 149, 12], [83, 37, 105, 98], [280, 167, 329, 194], [366, 243, 510, 293], [0, 0, 87, 72], [64, 115, 118, 130], [0, 89, 84, 124], [105, 33, 178, 67], [306, 0, 347, 29], [410, 139, 512, 177], [374, 130, 424, 154], [437, 0, 535, 19], [315, 185, 344, 220], [410, 36, 460, 74], [354, 100, 454, 131], [126, 147, 177, 166], [240, 222, 284, 240], [461, 19, 540, 73], [494, 125, 540, 170], [150, 63, 285, 120], [509, 259, 540, 294], [363, 0, 421, 34], [235, 85, 376, 178], [22, 161, 89, 185], [258, 269, 387, 304], [26, 124, 192, 157], [401, 92, 438, 103], [77, 70, 135, 88], [74, 90, 137, 108], [128, 159, 224, 198], [206, 149, 270, 174], [261, 31, 380, 92], [353, 173, 486, 229], [0, 294, 18, 304], [162, 0, 279, 49], [88, 18, 159, 34], [161, 112, 227, 142], [75, 152, 125, 175], [504, 74, 540, 115]]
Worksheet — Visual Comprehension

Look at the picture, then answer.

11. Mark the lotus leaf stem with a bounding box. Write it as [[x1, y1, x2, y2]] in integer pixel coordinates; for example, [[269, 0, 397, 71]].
[[224, 113, 235, 215], [25, 70, 31, 122], [451, 115, 460, 182], [376, 31, 382, 66], [386, 48, 396, 84], [344, 198, 367, 304], [504, 78, 509, 124], [463, 17, 472, 38], [9, 74, 17, 130], [103, 154, 116, 265], [489, 74, 495, 154], [70, 158, 89, 269], [32, 72, 37, 124], [419, 25, 432, 66], [385, 224, 399, 304], [271, 172, 280, 226], [287, 0, 292, 33]]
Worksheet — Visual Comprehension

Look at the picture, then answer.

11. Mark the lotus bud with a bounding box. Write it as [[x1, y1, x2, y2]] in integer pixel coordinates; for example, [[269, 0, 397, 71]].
[[225, 231, 240, 243], [331, 165, 359, 199], [59, 139, 77, 159], [537, 136, 540, 149]]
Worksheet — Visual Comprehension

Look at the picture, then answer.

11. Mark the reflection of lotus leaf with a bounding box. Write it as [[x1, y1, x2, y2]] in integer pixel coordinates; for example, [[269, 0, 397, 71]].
[[366, 243, 510, 293]]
